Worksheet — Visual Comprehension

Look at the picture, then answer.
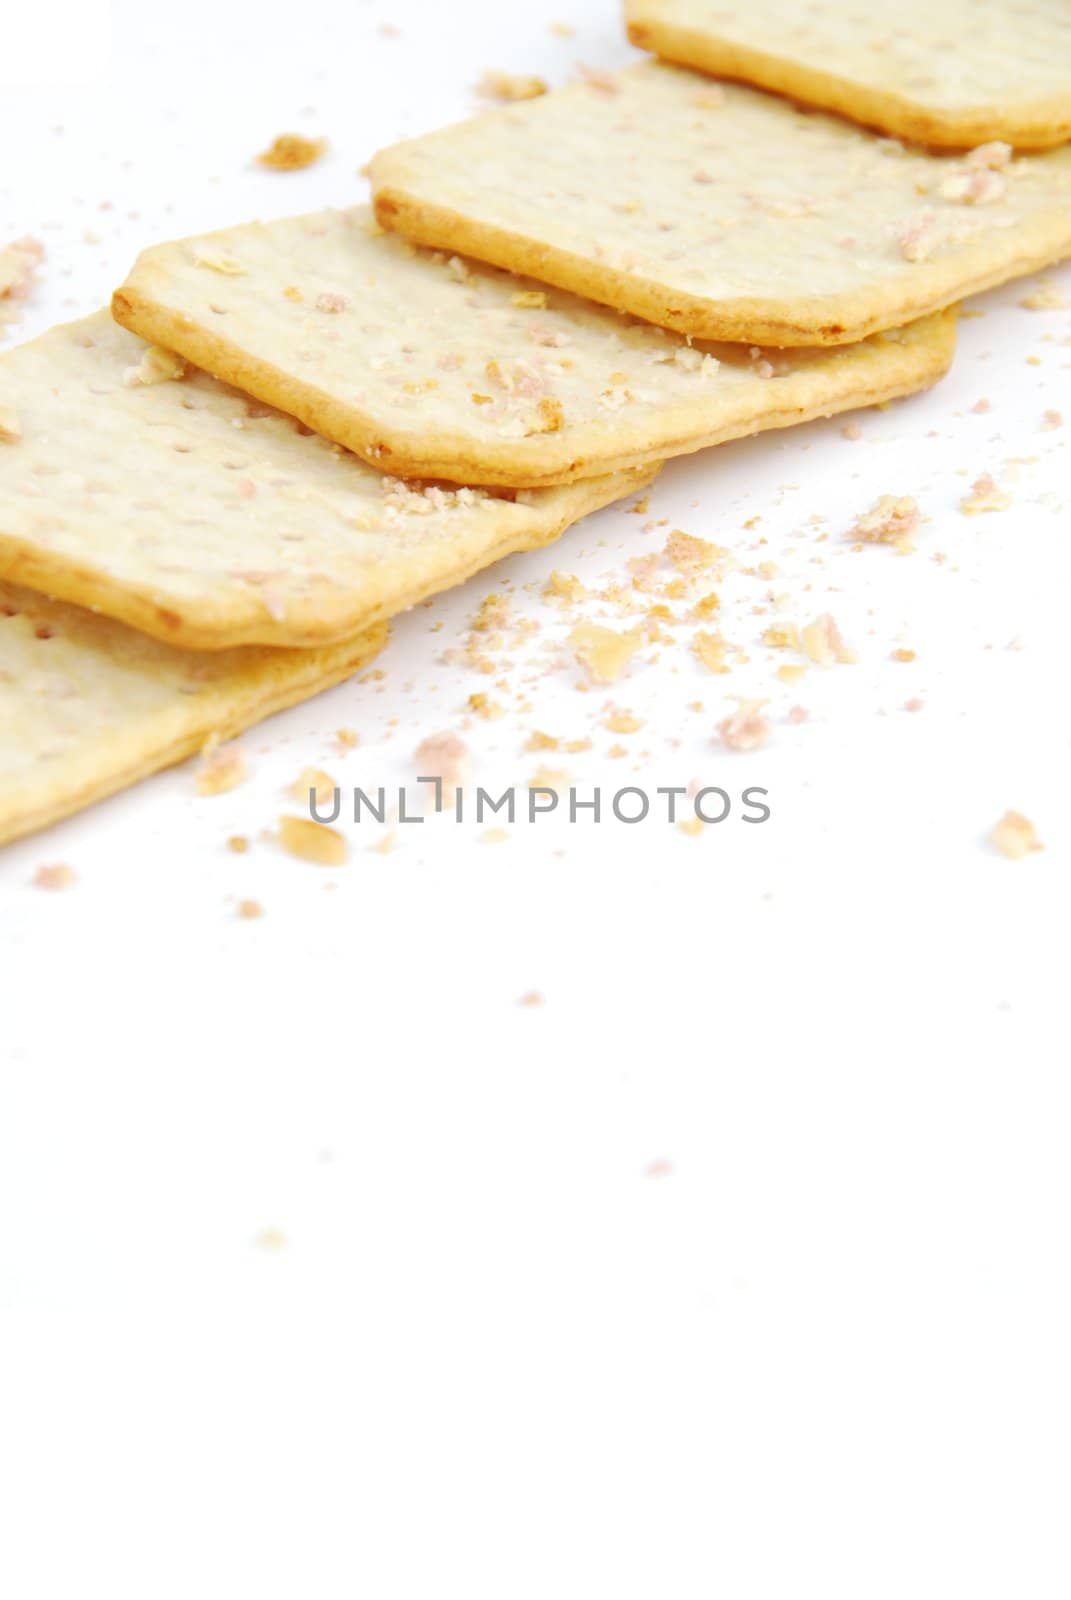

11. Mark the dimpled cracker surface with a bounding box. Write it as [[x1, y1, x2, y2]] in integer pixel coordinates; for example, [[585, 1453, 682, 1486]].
[[625, 0, 1071, 151], [114, 208, 957, 487], [0, 578, 386, 845], [0, 312, 656, 649], [371, 61, 1071, 346]]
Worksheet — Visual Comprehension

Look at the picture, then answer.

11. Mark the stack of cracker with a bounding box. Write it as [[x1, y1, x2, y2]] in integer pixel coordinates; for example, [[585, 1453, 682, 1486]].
[[3, 0, 1071, 845]]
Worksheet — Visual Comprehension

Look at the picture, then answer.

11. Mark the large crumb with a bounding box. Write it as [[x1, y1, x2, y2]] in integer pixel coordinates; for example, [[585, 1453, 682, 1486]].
[[694, 630, 730, 674], [960, 473, 1012, 514], [718, 701, 771, 752], [990, 810, 1043, 860], [278, 814, 347, 865], [802, 614, 856, 666], [569, 622, 643, 684], [850, 494, 920, 553], [256, 133, 327, 170]]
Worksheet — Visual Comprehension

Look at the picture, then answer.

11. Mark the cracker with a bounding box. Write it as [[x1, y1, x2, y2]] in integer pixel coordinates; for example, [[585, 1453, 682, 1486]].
[[0, 578, 385, 846], [625, 0, 1071, 151], [114, 207, 957, 487], [370, 60, 1071, 346], [0, 312, 656, 650]]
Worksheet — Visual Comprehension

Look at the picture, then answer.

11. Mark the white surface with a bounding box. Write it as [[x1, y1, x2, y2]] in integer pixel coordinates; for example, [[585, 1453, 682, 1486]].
[[1, 3, 1069, 1595]]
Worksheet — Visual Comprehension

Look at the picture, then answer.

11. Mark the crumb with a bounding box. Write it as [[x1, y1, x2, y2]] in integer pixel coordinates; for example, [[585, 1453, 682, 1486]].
[[990, 810, 1042, 860], [414, 730, 470, 794], [237, 898, 263, 919], [569, 622, 643, 684], [0, 236, 44, 338], [256, 133, 327, 170], [677, 817, 704, 838], [850, 493, 920, 553], [192, 246, 246, 275], [290, 767, 337, 807], [762, 622, 801, 650], [517, 990, 545, 1007], [892, 647, 916, 662], [960, 473, 1012, 514], [904, 697, 925, 712], [123, 345, 187, 387], [802, 614, 855, 665], [578, 63, 619, 92], [1019, 285, 1067, 311], [841, 422, 862, 440], [278, 814, 347, 865], [336, 727, 359, 749], [525, 729, 560, 752], [966, 140, 1013, 171], [196, 739, 247, 795], [718, 701, 771, 752], [693, 631, 730, 674], [604, 710, 643, 733], [476, 69, 547, 101], [1041, 409, 1063, 430], [665, 529, 717, 573], [468, 691, 504, 720], [776, 663, 806, 684], [255, 1227, 286, 1250], [897, 211, 937, 262], [32, 863, 74, 890], [970, 397, 991, 414], [481, 827, 509, 844]]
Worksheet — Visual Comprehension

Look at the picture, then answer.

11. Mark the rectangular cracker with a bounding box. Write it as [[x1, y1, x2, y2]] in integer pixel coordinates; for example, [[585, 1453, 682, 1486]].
[[0, 577, 385, 847], [114, 207, 956, 488], [626, 0, 1071, 151], [370, 60, 1071, 346], [0, 312, 656, 650]]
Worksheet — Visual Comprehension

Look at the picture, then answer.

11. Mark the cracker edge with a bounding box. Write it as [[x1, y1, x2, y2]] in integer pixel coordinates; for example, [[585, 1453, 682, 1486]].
[[369, 158, 1071, 346], [112, 271, 957, 485], [0, 620, 387, 847], [624, 3, 1071, 151], [0, 441, 659, 650]]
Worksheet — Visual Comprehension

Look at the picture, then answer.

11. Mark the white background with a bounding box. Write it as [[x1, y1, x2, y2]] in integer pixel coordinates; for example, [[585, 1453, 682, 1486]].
[[1, 2, 1069, 1595]]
